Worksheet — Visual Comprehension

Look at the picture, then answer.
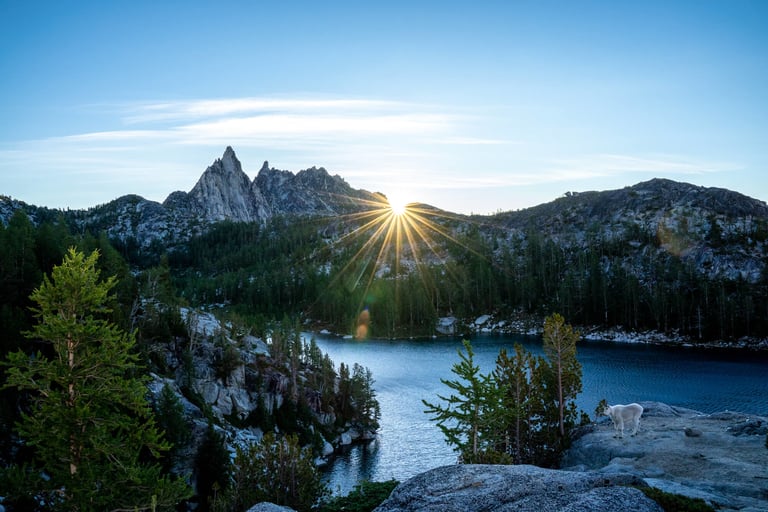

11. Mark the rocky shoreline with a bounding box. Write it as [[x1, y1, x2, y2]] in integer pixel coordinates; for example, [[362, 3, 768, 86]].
[[373, 401, 768, 511], [317, 313, 768, 350]]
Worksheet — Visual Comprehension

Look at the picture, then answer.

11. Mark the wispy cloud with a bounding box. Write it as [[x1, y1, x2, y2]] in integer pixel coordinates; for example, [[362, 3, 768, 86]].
[[49, 97, 461, 149], [173, 113, 453, 145], [62, 130, 170, 142], [0, 95, 746, 213], [122, 98, 402, 124]]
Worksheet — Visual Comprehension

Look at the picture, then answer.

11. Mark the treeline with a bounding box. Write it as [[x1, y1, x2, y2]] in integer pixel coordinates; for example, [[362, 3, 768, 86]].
[[489, 224, 768, 341], [6, 205, 766, 343], [166, 214, 768, 341], [0, 210, 135, 356]]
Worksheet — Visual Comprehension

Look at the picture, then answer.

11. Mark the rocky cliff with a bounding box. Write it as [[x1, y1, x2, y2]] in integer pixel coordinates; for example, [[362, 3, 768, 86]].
[[141, 306, 375, 484]]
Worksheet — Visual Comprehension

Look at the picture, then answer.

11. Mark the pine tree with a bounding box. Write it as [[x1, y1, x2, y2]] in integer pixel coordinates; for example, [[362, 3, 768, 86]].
[[422, 340, 500, 463], [2, 248, 191, 511], [215, 432, 329, 512], [195, 422, 231, 511], [493, 344, 539, 464], [542, 313, 582, 438]]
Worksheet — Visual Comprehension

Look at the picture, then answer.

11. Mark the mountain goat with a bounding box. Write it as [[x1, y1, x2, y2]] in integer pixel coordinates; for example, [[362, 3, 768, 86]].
[[603, 403, 643, 437]]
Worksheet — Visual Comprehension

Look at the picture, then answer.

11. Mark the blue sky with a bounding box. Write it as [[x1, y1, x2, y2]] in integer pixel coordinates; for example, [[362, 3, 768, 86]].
[[1, 1, 766, 215]]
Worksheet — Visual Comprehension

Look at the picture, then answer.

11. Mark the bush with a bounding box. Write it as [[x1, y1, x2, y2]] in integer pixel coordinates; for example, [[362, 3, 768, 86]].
[[319, 480, 399, 512], [638, 486, 716, 512]]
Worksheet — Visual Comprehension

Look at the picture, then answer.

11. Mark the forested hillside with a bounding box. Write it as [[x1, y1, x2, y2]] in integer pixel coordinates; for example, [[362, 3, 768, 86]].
[[0, 210, 381, 509], [164, 188, 768, 344], [4, 173, 767, 345]]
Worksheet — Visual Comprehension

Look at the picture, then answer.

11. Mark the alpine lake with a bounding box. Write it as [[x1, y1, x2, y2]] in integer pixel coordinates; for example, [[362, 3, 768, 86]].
[[311, 333, 768, 495]]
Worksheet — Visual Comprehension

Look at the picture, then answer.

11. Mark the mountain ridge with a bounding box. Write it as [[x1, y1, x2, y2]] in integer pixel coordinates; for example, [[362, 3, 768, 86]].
[[2, 147, 768, 343], [3, 147, 766, 238], [0, 147, 386, 251], [2, 147, 767, 285]]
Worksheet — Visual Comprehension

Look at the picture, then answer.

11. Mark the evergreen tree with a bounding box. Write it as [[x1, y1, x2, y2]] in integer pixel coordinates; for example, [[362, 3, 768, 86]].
[[424, 319, 584, 467], [2, 248, 191, 511], [350, 363, 382, 431], [154, 383, 192, 470], [215, 432, 329, 512], [493, 344, 538, 464], [422, 340, 500, 463], [195, 422, 231, 512], [542, 313, 582, 438]]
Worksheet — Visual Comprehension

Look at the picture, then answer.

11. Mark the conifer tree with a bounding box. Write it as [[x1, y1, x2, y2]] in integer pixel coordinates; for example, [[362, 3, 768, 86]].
[[493, 344, 538, 464], [215, 432, 329, 512], [542, 313, 582, 438], [2, 248, 191, 511], [422, 340, 499, 463]]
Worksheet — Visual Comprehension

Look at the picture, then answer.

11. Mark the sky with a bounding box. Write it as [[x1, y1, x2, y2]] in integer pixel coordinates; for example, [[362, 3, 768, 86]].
[[1, 1, 766, 216]]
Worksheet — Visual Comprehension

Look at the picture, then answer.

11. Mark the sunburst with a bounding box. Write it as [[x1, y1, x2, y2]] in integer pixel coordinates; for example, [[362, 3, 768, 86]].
[[386, 194, 409, 216], [313, 191, 486, 339]]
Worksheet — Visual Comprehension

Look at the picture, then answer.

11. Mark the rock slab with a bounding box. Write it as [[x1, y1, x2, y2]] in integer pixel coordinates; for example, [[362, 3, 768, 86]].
[[562, 401, 768, 511], [373, 464, 662, 512]]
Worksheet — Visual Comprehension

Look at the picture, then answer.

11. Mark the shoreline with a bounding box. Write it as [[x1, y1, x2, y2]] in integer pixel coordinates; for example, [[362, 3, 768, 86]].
[[309, 314, 768, 351]]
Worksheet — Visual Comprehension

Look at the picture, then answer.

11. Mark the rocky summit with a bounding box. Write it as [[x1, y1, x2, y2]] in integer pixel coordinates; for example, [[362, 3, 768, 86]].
[[186, 146, 271, 223]]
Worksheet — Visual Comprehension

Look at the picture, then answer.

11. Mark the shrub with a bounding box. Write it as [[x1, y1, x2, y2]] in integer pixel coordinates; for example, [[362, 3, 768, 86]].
[[319, 480, 399, 512], [638, 486, 715, 512]]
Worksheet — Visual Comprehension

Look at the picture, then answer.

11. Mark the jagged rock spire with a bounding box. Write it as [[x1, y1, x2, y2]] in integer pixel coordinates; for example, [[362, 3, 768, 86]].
[[188, 147, 271, 223]]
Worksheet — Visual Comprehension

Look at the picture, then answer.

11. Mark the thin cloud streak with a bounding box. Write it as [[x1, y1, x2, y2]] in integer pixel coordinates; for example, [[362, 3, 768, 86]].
[[0, 95, 744, 214], [123, 98, 410, 124], [350, 153, 739, 194], [174, 113, 454, 144]]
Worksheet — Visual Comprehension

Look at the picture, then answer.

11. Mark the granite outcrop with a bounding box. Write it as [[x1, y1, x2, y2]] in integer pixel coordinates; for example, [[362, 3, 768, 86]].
[[562, 401, 768, 511]]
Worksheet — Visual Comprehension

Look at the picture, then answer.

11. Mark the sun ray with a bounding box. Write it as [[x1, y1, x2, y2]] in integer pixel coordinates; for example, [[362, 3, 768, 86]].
[[296, 186, 503, 338]]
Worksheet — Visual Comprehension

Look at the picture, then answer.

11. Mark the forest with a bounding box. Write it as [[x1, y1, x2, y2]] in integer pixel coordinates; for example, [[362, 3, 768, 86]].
[[0, 210, 382, 511], [3, 203, 767, 350], [165, 212, 768, 342]]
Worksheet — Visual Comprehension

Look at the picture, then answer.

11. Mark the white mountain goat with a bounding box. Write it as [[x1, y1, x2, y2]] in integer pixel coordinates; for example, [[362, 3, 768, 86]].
[[603, 403, 643, 437]]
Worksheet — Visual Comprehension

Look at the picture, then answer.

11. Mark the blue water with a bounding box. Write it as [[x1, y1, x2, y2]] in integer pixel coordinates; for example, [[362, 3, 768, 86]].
[[312, 333, 768, 495]]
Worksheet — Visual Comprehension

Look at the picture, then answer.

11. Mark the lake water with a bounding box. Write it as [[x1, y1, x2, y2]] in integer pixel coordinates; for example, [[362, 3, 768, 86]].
[[312, 333, 768, 495]]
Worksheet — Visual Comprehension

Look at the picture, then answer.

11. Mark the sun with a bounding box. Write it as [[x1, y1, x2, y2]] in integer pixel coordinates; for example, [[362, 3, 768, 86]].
[[386, 193, 410, 216]]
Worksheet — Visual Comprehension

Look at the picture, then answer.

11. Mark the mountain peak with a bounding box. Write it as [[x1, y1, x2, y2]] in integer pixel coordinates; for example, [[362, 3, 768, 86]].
[[218, 146, 241, 175], [187, 147, 270, 223]]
